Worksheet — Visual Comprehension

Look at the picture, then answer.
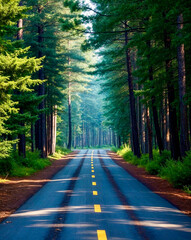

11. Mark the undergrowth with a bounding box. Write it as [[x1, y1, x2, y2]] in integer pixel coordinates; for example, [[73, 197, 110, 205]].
[[0, 146, 71, 177], [0, 150, 51, 177], [115, 145, 191, 193], [49, 146, 72, 159]]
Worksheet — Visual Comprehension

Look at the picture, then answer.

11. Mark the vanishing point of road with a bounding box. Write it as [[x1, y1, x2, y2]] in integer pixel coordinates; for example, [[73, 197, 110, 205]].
[[0, 150, 191, 240]]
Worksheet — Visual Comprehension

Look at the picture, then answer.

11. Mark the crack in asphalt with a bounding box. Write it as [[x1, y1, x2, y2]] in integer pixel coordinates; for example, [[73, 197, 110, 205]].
[[45, 150, 88, 240]]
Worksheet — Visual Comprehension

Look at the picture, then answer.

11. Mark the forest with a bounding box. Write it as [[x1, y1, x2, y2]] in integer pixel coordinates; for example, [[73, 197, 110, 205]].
[[0, 0, 191, 190]]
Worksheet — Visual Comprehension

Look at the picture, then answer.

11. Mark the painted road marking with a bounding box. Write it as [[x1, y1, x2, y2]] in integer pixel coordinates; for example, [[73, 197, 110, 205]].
[[93, 191, 98, 195], [92, 166, 94, 169], [97, 230, 107, 240], [91, 164, 93, 166], [94, 204, 101, 212], [92, 175, 95, 178], [92, 182, 96, 186], [92, 170, 94, 172]]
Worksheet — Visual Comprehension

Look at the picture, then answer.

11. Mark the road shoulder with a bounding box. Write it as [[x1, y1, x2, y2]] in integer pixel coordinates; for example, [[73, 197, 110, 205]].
[[0, 151, 78, 223], [107, 151, 191, 217]]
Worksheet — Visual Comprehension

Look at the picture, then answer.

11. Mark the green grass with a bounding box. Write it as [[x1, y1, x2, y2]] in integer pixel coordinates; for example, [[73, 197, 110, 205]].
[[49, 146, 72, 160], [115, 145, 191, 193], [0, 150, 51, 177], [0, 146, 73, 178]]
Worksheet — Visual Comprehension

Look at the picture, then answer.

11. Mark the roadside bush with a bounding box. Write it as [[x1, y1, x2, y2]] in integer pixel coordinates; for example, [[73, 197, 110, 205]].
[[139, 154, 149, 167], [0, 159, 13, 175], [160, 155, 191, 188], [146, 150, 171, 175], [0, 150, 51, 177], [111, 146, 118, 152], [113, 145, 191, 192], [146, 160, 161, 175], [117, 145, 139, 165], [50, 146, 72, 159], [158, 150, 171, 166]]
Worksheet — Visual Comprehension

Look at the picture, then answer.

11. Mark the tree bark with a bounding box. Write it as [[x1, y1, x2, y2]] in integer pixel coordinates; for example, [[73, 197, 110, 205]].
[[147, 41, 164, 153], [112, 130, 116, 146], [67, 81, 72, 150], [52, 106, 57, 154], [17, 1, 26, 158], [164, 28, 181, 160], [99, 128, 102, 147], [177, 13, 189, 156], [146, 106, 153, 159], [31, 123, 34, 152], [117, 135, 121, 148], [124, 24, 141, 158], [35, 5, 47, 158]]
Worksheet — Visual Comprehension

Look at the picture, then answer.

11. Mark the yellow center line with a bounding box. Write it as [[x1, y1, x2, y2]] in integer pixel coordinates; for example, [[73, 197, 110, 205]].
[[92, 175, 95, 178], [97, 230, 107, 240], [92, 182, 96, 186], [92, 170, 94, 172], [93, 191, 98, 195], [92, 167, 94, 169], [91, 150, 94, 161], [94, 204, 101, 212], [91, 164, 93, 167]]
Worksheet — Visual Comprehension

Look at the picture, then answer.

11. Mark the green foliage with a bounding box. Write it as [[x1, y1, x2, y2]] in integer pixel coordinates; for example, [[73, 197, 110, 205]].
[[160, 152, 191, 188], [146, 161, 161, 175], [111, 146, 118, 152], [50, 146, 72, 159], [117, 145, 139, 165], [0, 150, 51, 177], [115, 145, 191, 192]]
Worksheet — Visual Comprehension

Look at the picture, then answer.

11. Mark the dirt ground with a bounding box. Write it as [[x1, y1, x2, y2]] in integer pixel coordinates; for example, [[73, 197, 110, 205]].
[[107, 151, 191, 217], [0, 151, 78, 223], [0, 150, 190, 223]]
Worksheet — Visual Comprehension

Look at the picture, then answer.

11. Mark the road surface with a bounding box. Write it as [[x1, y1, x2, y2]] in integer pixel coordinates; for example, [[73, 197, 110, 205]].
[[0, 150, 191, 240]]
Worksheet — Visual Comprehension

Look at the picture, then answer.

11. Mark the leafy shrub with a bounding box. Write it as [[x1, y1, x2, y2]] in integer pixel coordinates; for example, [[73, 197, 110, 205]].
[[158, 150, 171, 165], [160, 157, 191, 188], [0, 150, 51, 177], [114, 145, 191, 192], [111, 146, 118, 152], [146, 160, 161, 175], [117, 145, 139, 165], [11, 166, 36, 177], [0, 159, 13, 175], [139, 154, 149, 167], [50, 146, 72, 159]]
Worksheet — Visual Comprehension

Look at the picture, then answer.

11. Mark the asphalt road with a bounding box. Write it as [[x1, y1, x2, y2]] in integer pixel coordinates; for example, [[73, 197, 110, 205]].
[[0, 150, 191, 240]]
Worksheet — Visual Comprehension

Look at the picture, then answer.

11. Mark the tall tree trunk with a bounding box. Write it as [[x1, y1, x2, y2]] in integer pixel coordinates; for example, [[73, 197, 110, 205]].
[[164, 28, 181, 160], [47, 113, 51, 155], [35, 6, 47, 158], [99, 128, 102, 147], [117, 135, 121, 148], [189, 106, 191, 141], [86, 123, 89, 148], [31, 123, 34, 152], [52, 106, 57, 154], [67, 81, 72, 150], [147, 41, 164, 153], [177, 13, 189, 156], [139, 95, 143, 153], [124, 24, 141, 158], [141, 103, 146, 153], [112, 130, 116, 146], [146, 106, 153, 159], [17, 1, 26, 158]]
